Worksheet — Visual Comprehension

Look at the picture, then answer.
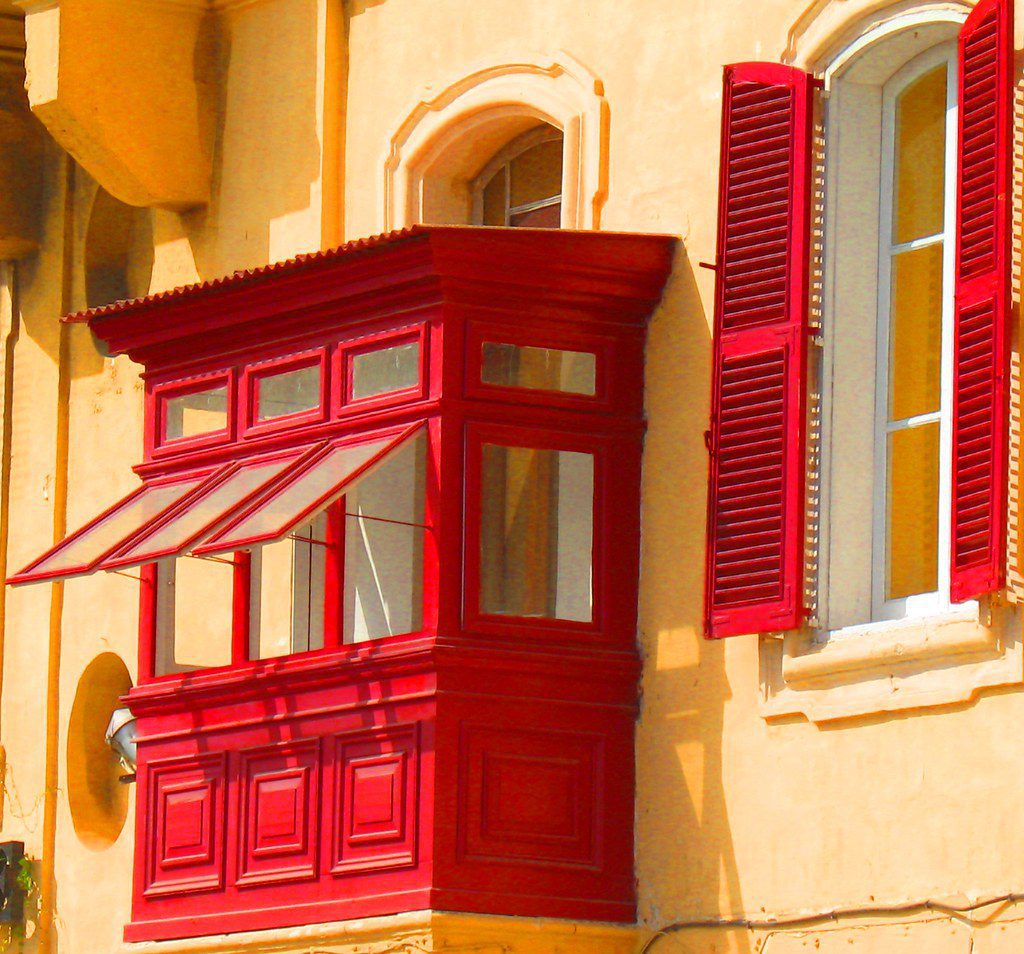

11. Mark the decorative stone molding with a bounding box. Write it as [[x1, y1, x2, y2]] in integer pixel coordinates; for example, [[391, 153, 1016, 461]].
[[15, 0, 213, 210], [760, 602, 1024, 723], [120, 910, 639, 954], [782, 0, 971, 70], [765, 0, 1024, 725], [383, 51, 609, 231]]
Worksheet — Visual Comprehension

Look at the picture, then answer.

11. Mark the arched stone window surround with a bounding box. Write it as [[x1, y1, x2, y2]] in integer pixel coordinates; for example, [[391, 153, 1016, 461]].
[[760, 0, 1024, 725], [382, 51, 608, 231], [784, 0, 972, 70]]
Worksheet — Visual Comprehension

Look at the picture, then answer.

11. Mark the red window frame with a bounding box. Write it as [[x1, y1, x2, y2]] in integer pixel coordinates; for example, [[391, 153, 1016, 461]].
[[150, 369, 237, 458], [241, 348, 329, 439], [8, 469, 215, 586], [336, 326, 428, 414], [465, 323, 612, 411], [462, 421, 607, 643], [193, 423, 424, 555], [100, 445, 319, 572], [141, 421, 434, 683]]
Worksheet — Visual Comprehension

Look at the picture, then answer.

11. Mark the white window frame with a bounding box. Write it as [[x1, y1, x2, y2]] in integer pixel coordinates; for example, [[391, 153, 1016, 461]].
[[815, 16, 967, 635], [758, 10, 1022, 727], [870, 42, 959, 623]]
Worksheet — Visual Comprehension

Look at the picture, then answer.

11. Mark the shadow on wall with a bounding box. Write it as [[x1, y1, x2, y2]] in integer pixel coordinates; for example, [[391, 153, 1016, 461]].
[[181, 0, 326, 276], [75, 186, 155, 379], [636, 248, 752, 954]]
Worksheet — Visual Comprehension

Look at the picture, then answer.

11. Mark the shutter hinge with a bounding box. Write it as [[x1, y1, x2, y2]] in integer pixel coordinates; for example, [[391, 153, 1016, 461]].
[[810, 76, 825, 90], [699, 261, 718, 272], [704, 429, 713, 454]]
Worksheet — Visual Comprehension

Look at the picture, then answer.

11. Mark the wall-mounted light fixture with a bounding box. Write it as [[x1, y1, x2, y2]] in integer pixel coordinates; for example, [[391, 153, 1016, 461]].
[[104, 706, 137, 783]]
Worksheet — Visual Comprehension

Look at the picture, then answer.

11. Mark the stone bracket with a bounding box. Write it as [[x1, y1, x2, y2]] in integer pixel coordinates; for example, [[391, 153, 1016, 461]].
[[16, 0, 213, 210]]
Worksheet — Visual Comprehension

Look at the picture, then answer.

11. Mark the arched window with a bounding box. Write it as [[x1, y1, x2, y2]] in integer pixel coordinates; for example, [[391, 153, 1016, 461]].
[[383, 54, 608, 230], [821, 20, 961, 628], [473, 126, 563, 228]]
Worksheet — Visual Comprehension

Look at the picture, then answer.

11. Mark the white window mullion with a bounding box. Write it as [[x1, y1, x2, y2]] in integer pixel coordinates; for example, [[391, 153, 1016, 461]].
[[872, 43, 958, 623]]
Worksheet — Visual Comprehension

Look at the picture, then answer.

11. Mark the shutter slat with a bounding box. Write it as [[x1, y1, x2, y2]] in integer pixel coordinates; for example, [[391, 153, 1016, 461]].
[[704, 62, 814, 638], [951, 0, 1012, 602]]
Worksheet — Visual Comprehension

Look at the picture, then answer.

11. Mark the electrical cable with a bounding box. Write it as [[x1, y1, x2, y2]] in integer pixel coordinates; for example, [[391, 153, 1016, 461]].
[[639, 891, 1024, 952]]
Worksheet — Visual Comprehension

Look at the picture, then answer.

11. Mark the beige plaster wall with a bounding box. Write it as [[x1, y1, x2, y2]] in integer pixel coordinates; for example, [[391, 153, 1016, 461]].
[[0, 0, 1022, 951], [342, 0, 1024, 950]]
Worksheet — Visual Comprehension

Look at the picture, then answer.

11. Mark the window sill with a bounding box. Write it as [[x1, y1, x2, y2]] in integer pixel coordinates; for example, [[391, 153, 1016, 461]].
[[759, 600, 1023, 723]]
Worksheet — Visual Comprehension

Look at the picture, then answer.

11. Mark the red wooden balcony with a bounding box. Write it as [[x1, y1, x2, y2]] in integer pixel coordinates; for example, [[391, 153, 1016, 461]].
[[12, 226, 676, 942]]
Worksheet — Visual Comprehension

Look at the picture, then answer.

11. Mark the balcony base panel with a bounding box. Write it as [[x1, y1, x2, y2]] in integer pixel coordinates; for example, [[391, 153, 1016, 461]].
[[122, 910, 640, 954]]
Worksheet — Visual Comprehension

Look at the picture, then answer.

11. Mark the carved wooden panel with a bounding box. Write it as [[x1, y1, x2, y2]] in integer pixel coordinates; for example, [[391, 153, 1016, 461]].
[[237, 740, 319, 887], [331, 723, 418, 874], [145, 753, 226, 897], [461, 726, 600, 869]]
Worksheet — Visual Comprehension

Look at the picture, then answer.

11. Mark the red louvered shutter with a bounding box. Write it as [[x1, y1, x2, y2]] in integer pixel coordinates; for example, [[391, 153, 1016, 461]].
[[704, 63, 814, 639], [950, 0, 1013, 602]]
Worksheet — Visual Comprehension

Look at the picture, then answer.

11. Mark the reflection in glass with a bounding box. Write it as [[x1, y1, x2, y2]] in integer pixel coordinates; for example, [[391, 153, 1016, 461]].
[[881, 61, 948, 605], [351, 342, 419, 400], [344, 431, 425, 643], [479, 444, 593, 621], [887, 424, 940, 600], [250, 513, 327, 659], [155, 557, 234, 675], [482, 132, 563, 229], [107, 457, 295, 567], [893, 64, 947, 245], [481, 342, 596, 395], [256, 364, 321, 421], [888, 244, 943, 421], [198, 435, 399, 551], [19, 477, 204, 580], [165, 385, 229, 441]]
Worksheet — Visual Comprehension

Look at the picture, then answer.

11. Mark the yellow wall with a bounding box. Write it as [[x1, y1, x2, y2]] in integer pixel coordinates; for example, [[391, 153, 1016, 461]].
[[2, 0, 1023, 951]]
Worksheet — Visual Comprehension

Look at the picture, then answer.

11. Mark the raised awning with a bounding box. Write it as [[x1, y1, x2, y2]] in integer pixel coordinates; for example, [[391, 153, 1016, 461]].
[[8, 424, 421, 585], [193, 424, 421, 557], [7, 473, 211, 586]]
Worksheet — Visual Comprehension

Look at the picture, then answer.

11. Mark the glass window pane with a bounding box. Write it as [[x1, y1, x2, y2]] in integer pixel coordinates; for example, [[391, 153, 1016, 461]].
[[104, 456, 299, 568], [481, 342, 596, 395], [14, 477, 205, 581], [198, 429, 417, 553], [250, 514, 327, 659], [165, 385, 229, 441], [479, 444, 593, 621], [508, 203, 561, 229], [351, 342, 419, 400], [893, 63, 947, 245], [155, 557, 234, 675], [509, 138, 563, 208], [887, 423, 940, 601], [482, 167, 507, 226], [256, 364, 321, 421], [344, 431, 425, 643], [889, 243, 943, 420]]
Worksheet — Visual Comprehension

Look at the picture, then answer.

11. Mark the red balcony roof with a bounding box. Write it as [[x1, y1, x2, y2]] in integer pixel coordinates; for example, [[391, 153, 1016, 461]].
[[66, 225, 678, 372]]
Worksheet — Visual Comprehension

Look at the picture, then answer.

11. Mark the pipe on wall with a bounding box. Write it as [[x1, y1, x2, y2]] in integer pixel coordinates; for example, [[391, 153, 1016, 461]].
[[36, 156, 75, 954], [0, 260, 20, 828]]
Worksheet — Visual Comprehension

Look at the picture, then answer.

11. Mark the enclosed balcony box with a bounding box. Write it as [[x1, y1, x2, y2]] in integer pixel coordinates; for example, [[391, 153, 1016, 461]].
[[15, 225, 676, 942]]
